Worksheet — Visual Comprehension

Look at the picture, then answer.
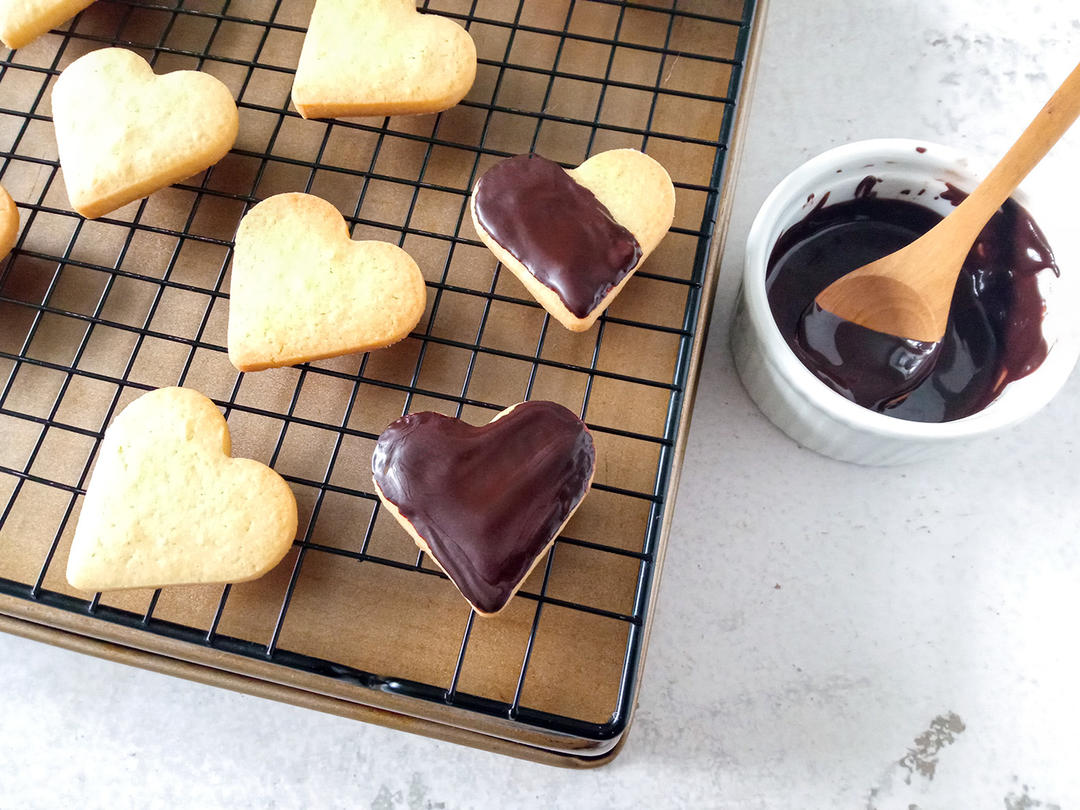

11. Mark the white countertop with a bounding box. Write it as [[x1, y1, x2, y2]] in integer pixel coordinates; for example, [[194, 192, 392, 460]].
[[3, 1, 1079, 807]]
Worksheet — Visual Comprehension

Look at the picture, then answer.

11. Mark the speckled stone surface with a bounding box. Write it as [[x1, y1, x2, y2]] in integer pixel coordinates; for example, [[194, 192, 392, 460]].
[[2, 2, 1078, 807]]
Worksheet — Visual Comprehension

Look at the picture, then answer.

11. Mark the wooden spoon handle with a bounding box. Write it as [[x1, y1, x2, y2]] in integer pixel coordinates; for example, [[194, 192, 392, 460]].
[[947, 58, 1080, 245]]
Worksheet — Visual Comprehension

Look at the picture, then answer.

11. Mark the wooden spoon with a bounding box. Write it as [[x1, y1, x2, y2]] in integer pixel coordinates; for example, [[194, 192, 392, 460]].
[[814, 59, 1080, 344]]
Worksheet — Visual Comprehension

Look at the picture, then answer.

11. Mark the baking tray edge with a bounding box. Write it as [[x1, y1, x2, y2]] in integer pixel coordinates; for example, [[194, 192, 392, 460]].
[[0, 609, 614, 768], [605, 0, 771, 756]]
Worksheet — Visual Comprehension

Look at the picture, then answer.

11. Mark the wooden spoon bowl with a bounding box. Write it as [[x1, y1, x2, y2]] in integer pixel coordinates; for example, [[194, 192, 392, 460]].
[[814, 59, 1080, 344]]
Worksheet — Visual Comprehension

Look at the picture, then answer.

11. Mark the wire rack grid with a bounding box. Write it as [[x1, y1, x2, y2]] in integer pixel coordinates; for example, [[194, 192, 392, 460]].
[[0, 0, 757, 757]]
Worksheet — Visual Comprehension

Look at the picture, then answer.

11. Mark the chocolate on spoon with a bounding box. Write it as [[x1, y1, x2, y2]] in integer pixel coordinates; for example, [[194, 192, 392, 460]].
[[794, 302, 937, 411], [801, 58, 1080, 406], [768, 191, 1057, 422]]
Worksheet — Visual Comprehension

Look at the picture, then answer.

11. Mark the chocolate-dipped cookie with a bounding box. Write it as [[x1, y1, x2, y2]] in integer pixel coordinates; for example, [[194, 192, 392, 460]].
[[371, 401, 595, 616], [470, 149, 675, 331]]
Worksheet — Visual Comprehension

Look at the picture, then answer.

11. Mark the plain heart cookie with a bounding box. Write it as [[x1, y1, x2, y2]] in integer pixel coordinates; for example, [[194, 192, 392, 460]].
[[66, 386, 298, 592], [0, 184, 19, 258], [51, 47, 239, 219], [371, 401, 595, 616], [227, 192, 427, 372], [0, 0, 95, 49], [291, 0, 477, 119], [471, 149, 676, 331]]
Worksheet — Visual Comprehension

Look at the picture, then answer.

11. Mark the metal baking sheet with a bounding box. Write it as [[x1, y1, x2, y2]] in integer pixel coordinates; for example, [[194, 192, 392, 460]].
[[0, 0, 762, 764]]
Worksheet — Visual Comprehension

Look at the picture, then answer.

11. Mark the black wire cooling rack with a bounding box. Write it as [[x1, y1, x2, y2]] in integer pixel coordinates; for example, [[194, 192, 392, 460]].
[[0, 0, 758, 757]]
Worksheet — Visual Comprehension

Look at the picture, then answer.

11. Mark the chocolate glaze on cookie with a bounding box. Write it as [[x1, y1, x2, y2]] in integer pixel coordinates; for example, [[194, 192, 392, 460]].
[[473, 153, 642, 318], [371, 401, 595, 614]]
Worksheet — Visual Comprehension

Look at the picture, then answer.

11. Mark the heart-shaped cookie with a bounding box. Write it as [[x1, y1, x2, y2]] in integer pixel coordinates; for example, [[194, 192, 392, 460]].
[[0, 184, 19, 259], [471, 149, 676, 331], [291, 0, 477, 119], [371, 401, 595, 616], [51, 48, 238, 219], [66, 387, 298, 592], [227, 192, 427, 372], [0, 0, 95, 49]]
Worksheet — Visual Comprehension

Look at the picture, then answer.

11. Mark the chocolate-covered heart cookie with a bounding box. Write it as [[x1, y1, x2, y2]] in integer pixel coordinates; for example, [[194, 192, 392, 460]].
[[470, 149, 675, 332], [371, 401, 595, 615]]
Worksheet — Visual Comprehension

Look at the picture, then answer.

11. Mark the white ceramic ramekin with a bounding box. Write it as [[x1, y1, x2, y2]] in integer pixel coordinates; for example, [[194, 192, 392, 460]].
[[731, 138, 1080, 465]]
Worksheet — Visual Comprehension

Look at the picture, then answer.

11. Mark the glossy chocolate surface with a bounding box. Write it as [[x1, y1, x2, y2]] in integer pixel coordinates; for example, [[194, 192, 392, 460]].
[[794, 302, 938, 412], [767, 186, 1057, 422], [371, 401, 595, 614], [473, 154, 642, 318]]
